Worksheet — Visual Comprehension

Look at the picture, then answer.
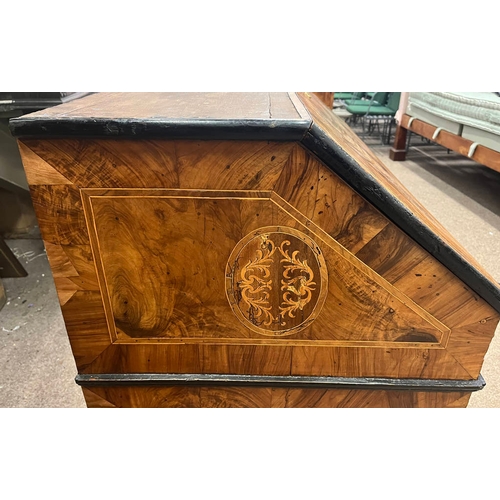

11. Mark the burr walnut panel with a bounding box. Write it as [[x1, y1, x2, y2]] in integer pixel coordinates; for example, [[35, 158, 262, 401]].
[[83, 385, 471, 408], [81, 188, 448, 347], [18, 131, 499, 383]]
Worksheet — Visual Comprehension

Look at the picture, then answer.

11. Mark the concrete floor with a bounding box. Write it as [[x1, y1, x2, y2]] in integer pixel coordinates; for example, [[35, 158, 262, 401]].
[[1, 124, 499, 407], [0, 238, 85, 407]]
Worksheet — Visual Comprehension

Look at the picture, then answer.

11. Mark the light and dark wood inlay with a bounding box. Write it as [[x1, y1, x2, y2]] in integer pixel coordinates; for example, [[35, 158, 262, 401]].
[[13, 92, 500, 407], [226, 226, 328, 336]]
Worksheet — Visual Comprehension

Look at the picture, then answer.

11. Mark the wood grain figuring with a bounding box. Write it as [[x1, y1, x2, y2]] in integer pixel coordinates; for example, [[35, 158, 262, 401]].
[[44, 242, 100, 306], [274, 146, 389, 253], [60, 291, 112, 370], [17, 142, 72, 185], [87, 193, 274, 341], [22, 139, 295, 191], [290, 345, 473, 379], [82, 343, 477, 379], [84, 344, 204, 375], [82, 388, 116, 408], [269, 191, 450, 339], [15, 93, 500, 406], [445, 319, 498, 377], [81, 189, 448, 346], [392, 256, 489, 325], [60, 245, 100, 290], [312, 92, 334, 109], [81, 337, 479, 379], [82, 385, 471, 408], [354, 224, 428, 284], [43, 242, 79, 278], [174, 140, 291, 191], [18, 134, 500, 383], [29, 185, 89, 245], [53, 278, 82, 306], [199, 345, 293, 375], [24, 136, 495, 340], [352, 218, 500, 360]]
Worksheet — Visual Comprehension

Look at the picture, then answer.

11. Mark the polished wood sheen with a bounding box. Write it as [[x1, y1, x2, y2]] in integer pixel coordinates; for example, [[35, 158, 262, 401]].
[[312, 92, 334, 108], [82, 385, 471, 408], [13, 92, 500, 407]]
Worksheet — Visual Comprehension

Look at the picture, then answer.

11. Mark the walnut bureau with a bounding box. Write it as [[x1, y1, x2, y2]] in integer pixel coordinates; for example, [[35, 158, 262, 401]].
[[10, 92, 500, 407]]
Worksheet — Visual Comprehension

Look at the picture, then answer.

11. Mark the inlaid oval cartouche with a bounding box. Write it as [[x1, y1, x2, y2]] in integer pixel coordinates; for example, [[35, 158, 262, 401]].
[[225, 226, 328, 336]]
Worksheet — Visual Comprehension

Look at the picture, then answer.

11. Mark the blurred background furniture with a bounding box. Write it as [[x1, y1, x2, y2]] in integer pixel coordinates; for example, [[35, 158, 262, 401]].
[[0, 92, 92, 279], [334, 92, 366, 104], [390, 92, 500, 174], [342, 92, 401, 144]]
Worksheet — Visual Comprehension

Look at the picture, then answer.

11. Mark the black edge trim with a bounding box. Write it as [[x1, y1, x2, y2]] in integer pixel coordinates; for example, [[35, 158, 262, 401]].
[[302, 125, 500, 315], [9, 117, 312, 142], [75, 373, 485, 392]]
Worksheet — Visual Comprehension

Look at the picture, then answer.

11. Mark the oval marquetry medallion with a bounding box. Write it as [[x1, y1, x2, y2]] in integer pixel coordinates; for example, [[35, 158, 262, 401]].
[[225, 226, 328, 336]]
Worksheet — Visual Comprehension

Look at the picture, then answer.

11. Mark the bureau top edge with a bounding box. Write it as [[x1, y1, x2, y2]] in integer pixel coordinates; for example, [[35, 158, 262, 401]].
[[9, 92, 313, 141]]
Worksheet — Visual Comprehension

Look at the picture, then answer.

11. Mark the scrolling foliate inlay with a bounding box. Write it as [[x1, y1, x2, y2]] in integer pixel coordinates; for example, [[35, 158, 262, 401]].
[[226, 227, 328, 336]]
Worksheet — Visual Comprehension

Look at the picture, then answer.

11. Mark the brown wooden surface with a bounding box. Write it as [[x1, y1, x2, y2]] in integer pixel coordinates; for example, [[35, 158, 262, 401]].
[[80, 187, 447, 346], [298, 93, 499, 287], [17, 92, 306, 122], [82, 388, 116, 408], [389, 124, 408, 161], [0, 278, 5, 312], [312, 92, 334, 109], [83, 385, 471, 408], [399, 113, 500, 174], [15, 93, 500, 407], [19, 136, 499, 388]]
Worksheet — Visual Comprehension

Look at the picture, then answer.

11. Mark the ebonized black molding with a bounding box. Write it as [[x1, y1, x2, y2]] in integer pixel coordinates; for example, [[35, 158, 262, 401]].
[[302, 124, 500, 315], [9, 117, 312, 142], [75, 373, 485, 392], [10, 101, 500, 314]]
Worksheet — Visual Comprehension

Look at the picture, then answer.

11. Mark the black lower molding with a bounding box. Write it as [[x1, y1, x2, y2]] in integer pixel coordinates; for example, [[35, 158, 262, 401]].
[[75, 373, 485, 392]]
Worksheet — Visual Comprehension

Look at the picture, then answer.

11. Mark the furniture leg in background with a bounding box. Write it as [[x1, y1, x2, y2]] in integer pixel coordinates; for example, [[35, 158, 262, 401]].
[[0, 277, 5, 311], [390, 124, 408, 160], [0, 237, 27, 278]]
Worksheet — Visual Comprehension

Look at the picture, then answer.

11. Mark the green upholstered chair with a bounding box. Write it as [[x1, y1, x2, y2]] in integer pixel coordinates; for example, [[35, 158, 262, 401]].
[[346, 92, 399, 116], [334, 92, 366, 101], [346, 93, 401, 143], [344, 92, 389, 108]]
